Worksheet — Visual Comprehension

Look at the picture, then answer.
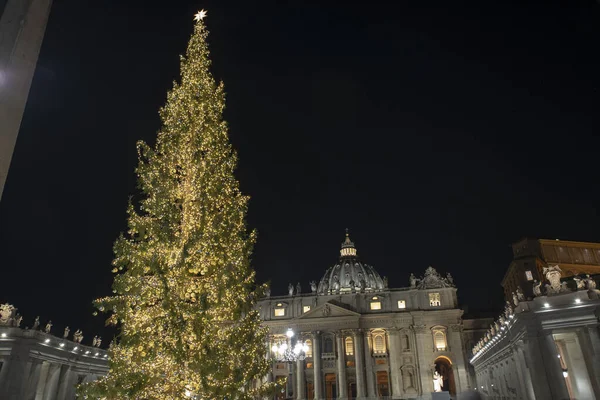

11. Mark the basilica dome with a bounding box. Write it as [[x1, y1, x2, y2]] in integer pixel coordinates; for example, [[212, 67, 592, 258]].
[[317, 232, 385, 295]]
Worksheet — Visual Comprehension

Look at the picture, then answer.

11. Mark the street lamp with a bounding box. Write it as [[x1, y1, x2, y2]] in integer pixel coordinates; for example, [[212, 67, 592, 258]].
[[271, 328, 309, 362]]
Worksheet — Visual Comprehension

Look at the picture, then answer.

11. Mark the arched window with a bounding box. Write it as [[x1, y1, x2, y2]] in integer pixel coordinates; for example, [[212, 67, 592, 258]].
[[433, 329, 447, 351], [305, 339, 313, 358], [345, 337, 354, 355], [324, 337, 334, 353], [372, 330, 386, 354]]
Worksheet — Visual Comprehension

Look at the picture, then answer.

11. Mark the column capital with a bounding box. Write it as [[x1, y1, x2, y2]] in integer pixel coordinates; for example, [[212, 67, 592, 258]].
[[351, 328, 364, 337], [411, 324, 428, 334]]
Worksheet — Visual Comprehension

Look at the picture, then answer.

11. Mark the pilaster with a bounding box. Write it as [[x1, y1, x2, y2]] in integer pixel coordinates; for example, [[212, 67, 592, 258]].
[[387, 328, 403, 399]]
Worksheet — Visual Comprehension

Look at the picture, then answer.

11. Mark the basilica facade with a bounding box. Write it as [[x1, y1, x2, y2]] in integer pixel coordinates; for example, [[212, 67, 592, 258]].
[[257, 234, 473, 400]]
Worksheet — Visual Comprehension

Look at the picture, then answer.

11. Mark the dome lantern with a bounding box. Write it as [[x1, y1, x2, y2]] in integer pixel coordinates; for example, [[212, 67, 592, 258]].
[[317, 230, 385, 295], [340, 229, 357, 258]]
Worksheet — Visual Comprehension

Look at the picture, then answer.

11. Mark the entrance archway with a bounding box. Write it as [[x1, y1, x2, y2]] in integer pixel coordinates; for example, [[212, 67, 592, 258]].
[[434, 356, 456, 396]]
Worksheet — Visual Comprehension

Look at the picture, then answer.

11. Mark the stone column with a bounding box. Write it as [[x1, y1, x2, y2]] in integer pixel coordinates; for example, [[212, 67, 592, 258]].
[[387, 329, 403, 399], [540, 331, 570, 399], [353, 330, 366, 399], [297, 358, 306, 400], [312, 331, 323, 400], [0, 339, 32, 400], [580, 326, 600, 397], [34, 361, 50, 400], [364, 331, 376, 398], [43, 364, 61, 400], [336, 332, 348, 399], [56, 365, 74, 400], [513, 344, 535, 400]]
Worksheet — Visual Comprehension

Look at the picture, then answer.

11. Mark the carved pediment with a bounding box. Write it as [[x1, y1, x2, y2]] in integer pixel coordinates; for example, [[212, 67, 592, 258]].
[[298, 302, 361, 319]]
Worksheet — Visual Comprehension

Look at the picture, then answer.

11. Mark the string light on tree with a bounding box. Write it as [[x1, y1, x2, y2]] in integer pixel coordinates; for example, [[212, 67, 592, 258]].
[[78, 9, 278, 399]]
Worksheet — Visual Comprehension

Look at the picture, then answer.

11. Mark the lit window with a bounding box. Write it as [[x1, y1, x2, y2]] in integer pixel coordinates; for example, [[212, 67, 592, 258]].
[[397, 300, 406, 309], [274, 308, 285, 317], [370, 302, 382, 310], [305, 339, 313, 358], [433, 330, 447, 351], [525, 271, 533, 281], [303, 305, 311, 313], [372, 331, 386, 354], [345, 337, 354, 355], [429, 293, 441, 307]]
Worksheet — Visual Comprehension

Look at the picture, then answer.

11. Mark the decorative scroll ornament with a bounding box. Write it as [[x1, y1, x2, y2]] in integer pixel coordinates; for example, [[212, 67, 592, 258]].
[[417, 266, 453, 289]]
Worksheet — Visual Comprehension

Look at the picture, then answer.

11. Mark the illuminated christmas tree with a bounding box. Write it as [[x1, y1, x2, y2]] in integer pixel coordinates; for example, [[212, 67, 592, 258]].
[[79, 10, 277, 399]]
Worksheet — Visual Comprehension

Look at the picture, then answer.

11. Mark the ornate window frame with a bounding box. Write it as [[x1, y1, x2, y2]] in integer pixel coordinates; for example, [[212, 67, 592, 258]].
[[431, 325, 448, 352], [273, 301, 288, 317], [371, 329, 387, 354]]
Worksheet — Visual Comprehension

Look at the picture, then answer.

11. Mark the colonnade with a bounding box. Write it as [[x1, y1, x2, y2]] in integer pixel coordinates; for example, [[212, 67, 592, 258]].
[[289, 329, 381, 400]]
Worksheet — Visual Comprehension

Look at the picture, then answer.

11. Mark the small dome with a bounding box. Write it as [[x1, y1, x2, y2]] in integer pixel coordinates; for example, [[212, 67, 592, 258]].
[[317, 231, 385, 294]]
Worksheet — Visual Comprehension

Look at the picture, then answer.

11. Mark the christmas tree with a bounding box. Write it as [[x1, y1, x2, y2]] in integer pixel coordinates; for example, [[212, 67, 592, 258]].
[[79, 10, 277, 399]]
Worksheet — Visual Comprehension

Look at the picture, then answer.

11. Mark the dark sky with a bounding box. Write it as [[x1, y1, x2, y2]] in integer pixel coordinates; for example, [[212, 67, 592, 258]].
[[1, 0, 599, 338]]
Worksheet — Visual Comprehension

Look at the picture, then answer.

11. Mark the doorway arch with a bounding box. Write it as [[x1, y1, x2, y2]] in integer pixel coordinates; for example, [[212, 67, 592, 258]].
[[434, 356, 456, 395]]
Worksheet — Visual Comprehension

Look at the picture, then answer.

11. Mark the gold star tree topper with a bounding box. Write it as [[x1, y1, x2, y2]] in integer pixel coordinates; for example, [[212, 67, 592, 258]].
[[194, 9, 207, 22]]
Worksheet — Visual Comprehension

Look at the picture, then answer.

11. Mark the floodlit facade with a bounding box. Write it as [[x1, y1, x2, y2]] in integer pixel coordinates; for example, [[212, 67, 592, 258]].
[[470, 277, 600, 400], [257, 233, 476, 399], [0, 233, 488, 399], [0, 306, 108, 400]]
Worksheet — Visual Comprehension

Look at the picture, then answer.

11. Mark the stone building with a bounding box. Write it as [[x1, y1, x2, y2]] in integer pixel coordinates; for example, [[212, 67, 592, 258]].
[[257, 233, 474, 399], [0, 304, 108, 400], [0, 233, 485, 399], [470, 274, 600, 400], [0, 0, 53, 201], [502, 238, 600, 301]]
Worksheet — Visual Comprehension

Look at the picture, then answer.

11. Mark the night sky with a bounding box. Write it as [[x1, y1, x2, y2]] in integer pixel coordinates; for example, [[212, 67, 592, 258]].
[[1, 0, 599, 339]]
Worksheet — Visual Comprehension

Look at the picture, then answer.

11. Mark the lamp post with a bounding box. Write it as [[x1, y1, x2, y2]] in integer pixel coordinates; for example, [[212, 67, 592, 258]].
[[271, 328, 309, 398], [271, 328, 309, 362]]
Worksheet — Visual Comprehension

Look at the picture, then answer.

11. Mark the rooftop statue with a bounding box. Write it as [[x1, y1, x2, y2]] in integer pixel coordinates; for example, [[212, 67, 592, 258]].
[[74, 329, 84, 343], [409, 273, 418, 288], [516, 286, 525, 302], [310, 281, 317, 293], [573, 275, 585, 290], [585, 274, 597, 290], [0, 303, 16, 326], [543, 265, 566, 295], [288, 283, 294, 296]]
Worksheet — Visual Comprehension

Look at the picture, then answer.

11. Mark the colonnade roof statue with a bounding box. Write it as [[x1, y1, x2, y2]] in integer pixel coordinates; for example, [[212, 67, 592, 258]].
[[316, 230, 386, 295]]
